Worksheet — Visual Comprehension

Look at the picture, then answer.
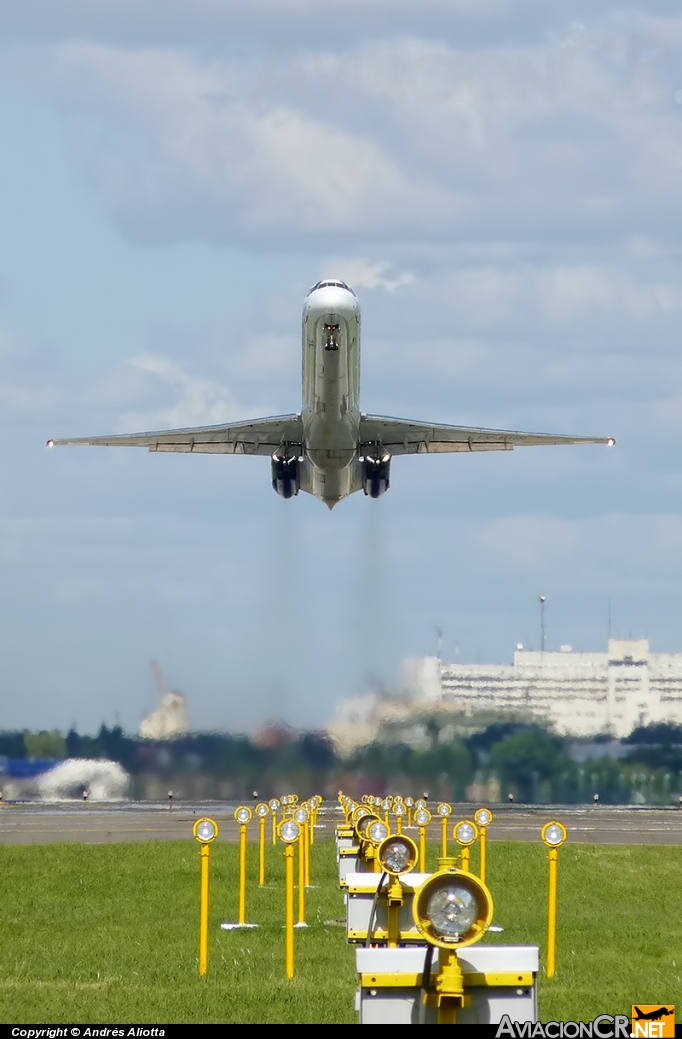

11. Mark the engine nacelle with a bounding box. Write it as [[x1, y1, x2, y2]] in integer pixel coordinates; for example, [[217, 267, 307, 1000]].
[[362, 455, 390, 498], [271, 454, 300, 498]]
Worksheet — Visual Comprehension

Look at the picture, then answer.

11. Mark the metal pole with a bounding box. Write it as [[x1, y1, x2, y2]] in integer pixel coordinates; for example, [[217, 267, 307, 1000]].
[[479, 826, 487, 885], [460, 846, 470, 873], [238, 823, 247, 925], [298, 830, 306, 925], [547, 847, 558, 977], [304, 817, 311, 888], [419, 825, 426, 872], [259, 816, 266, 887], [441, 816, 448, 857], [284, 844, 295, 978], [199, 844, 210, 976], [272, 807, 277, 846]]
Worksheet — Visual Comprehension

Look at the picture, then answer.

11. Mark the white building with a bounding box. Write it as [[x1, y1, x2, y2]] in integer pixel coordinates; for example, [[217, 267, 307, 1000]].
[[414, 639, 682, 739], [327, 638, 682, 752]]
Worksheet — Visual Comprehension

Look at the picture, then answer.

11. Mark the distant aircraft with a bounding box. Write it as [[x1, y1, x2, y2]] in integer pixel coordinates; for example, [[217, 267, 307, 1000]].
[[48, 280, 615, 508], [633, 1008, 674, 1021]]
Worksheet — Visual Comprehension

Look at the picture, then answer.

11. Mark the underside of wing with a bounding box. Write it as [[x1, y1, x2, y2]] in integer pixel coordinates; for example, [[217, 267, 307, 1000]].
[[359, 415, 615, 456], [47, 414, 304, 456]]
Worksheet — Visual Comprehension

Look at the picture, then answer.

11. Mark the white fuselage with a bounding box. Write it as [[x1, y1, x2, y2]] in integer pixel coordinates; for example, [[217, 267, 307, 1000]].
[[301, 283, 362, 506]]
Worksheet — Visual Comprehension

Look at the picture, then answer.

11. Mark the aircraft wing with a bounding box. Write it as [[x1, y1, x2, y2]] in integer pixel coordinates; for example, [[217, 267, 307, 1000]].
[[359, 415, 615, 455], [47, 414, 304, 456]]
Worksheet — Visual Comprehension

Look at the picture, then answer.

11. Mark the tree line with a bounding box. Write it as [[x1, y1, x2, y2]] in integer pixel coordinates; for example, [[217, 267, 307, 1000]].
[[1, 721, 680, 804]]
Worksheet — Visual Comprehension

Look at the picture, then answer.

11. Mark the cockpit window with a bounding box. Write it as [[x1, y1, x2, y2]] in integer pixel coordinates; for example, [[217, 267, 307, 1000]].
[[307, 280, 355, 295]]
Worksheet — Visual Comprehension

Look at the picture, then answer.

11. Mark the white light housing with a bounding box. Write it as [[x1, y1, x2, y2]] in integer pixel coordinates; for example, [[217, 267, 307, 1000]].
[[475, 808, 493, 827], [279, 820, 300, 843], [193, 817, 219, 843], [454, 820, 478, 846]]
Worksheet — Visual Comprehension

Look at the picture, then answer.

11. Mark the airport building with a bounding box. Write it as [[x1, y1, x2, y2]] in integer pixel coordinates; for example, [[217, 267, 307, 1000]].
[[328, 639, 682, 753]]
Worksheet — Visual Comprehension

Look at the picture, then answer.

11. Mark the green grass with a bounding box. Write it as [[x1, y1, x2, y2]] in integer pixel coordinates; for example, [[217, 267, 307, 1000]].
[[0, 838, 679, 1023]]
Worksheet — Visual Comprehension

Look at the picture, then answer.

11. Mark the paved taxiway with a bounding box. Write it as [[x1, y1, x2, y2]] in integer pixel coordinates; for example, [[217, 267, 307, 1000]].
[[0, 804, 680, 844]]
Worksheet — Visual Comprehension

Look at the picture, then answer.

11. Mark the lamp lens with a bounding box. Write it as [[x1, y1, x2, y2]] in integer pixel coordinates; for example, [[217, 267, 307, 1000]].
[[383, 840, 412, 873], [427, 883, 478, 938], [438, 804, 451, 816], [236, 808, 250, 823], [280, 821, 299, 842], [456, 822, 475, 844], [196, 820, 216, 842], [415, 809, 429, 826], [368, 820, 389, 843], [545, 824, 564, 846], [269, 799, 278, 809], [294, 809, 308, 823], [476, 809, 491, 826]]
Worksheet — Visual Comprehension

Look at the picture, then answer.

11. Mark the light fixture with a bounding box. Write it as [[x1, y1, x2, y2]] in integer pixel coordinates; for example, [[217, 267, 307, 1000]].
[[193, 817, 218, 843]]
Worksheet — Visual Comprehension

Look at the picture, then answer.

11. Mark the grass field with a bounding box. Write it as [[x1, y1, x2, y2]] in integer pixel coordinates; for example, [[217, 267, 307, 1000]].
[[0, 837, 680, 1024]]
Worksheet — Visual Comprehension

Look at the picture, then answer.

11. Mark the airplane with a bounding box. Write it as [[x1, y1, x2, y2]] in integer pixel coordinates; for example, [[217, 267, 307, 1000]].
[[48, 279, 615, 508], [633, 1008, 674, 1021]]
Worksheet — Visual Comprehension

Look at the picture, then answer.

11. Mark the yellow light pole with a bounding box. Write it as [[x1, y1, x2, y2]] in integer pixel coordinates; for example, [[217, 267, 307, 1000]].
[[541, 821, 567, 979], [474, 808, 493, 885], [279, 819, 301, 979], [294, 807, 309, 926], [255, 802, 270, 886], [437, 802, 452, 856], [382, 798, 391, 828], [193, 817, 219, 976], [377, 833, 419, 947], [414, 807, 432, 871], [222, 806, 259, 931], [298, 804, 312, 888], [393, 801, 406, 834], [269, 798, 280, 846], [405, 796, 414, 828], [453, 819, 479, 873]]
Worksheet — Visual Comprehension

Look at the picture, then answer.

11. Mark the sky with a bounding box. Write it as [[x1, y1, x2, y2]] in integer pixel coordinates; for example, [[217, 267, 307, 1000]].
[[1, 1, 682, 735]]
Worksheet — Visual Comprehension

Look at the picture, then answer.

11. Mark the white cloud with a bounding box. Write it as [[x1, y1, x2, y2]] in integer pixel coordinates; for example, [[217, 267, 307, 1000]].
[[321, 258, 414, 292], [123, 353, 261, 430]]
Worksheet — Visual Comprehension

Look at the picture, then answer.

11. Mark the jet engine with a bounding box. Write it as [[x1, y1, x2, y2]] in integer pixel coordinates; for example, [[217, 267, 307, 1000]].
[[362, 453, 390, 498], [271, 453, 300, 498]]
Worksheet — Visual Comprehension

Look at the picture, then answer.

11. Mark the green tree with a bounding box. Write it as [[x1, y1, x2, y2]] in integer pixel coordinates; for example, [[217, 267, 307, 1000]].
[[487, 730, 567, 803], [24, 730, 67, 760]]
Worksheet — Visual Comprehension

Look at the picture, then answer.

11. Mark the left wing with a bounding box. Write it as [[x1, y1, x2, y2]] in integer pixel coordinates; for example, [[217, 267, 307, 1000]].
[[47, 414, 304, 456], [359, 415, 615, 455]]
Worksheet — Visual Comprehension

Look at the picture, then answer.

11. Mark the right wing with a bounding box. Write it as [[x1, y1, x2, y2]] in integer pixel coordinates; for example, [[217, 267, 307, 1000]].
[[47, 414, 303, 456], [359, 415, 615, 455]]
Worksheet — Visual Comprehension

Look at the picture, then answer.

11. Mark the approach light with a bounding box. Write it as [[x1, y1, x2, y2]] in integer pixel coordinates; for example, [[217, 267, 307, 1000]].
[[454, 820, 478, 846], [414, 808, 432, 827], [279, 819, 301, 843], [235, 806, 253, 825], [357, 813, 381, 838], [367, 819, 389, 844], [256, 802, 269, 818], [269, 798, 280, 810], [193, 817, 219, 844], [413, 869, 493, 949], [437, 802, 452, 817], [353, 805, 371, 826], [415, 798, 426, 810], [394, 802, 406, 816], [541, 821, 567, 847], [377, 834, 418, 875], [404, 797, 414, 807], [294, 807, 309, 824], [475, 808, 493, 827]]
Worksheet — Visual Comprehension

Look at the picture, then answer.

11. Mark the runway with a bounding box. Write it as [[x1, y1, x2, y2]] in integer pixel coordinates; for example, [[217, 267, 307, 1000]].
[[0, 803, 681, 844]]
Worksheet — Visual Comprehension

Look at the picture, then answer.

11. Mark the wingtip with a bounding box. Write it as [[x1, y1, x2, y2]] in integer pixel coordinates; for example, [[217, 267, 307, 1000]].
[[607, 437, 616, 446], [46, 439, 55, 448]]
